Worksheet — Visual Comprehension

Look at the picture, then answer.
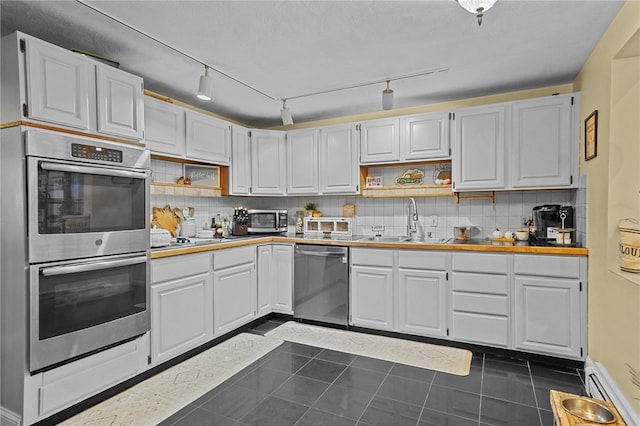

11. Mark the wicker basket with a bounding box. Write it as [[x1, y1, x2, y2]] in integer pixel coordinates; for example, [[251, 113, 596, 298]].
[[619, 218, 640, 273]]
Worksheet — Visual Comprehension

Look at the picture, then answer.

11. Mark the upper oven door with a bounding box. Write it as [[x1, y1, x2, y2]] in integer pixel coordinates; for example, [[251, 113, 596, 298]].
[[28, 156, 150, 263]]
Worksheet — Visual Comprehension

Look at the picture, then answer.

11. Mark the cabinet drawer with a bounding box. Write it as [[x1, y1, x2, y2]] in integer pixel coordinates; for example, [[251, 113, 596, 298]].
[[214, 245, 256, 270], [39, 336, 144, 416], [452, 252, 509, 274], [452, 312, 509, 347], [152, 252, 211, 283], [514, 254, 581, 278], [452, 293, 508, 316], [398, 250, 447, 270], [351, 248, 394, 267], [452, 272, 509, 295]]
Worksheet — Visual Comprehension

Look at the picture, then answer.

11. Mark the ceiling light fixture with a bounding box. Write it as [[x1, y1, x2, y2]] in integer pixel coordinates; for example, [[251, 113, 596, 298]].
[[280, 100, 293, 125], [456, 0, 497, 26], [197, 66, 214, 101], [382, 80, 394, 110]]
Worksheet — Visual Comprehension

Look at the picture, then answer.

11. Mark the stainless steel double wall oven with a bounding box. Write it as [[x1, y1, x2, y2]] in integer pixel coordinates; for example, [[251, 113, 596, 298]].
[[26, 130, 151, 372]]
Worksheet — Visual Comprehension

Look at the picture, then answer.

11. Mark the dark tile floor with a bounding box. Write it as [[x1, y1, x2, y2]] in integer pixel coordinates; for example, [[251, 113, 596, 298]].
[[159, 319, 587, 426]]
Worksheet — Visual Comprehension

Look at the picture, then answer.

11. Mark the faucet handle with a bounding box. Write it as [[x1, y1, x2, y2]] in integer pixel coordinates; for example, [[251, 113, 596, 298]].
[[371, 225, 385, 237]]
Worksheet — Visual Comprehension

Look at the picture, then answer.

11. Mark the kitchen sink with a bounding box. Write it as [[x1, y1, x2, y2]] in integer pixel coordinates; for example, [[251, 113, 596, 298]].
[[360, 236, 412, 243], [411, 237, 451, 244]]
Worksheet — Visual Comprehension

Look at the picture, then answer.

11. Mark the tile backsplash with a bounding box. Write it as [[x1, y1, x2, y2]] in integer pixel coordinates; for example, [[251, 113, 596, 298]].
[[151, 159, 586, 245]]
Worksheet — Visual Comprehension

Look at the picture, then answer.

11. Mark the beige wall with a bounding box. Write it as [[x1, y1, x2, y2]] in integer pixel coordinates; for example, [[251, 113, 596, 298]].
[[573, 0, 640, 414]]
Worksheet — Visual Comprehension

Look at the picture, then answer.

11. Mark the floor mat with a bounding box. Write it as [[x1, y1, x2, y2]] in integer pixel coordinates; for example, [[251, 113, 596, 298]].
[[266, 321, 472, 376], [59, 332, 283, 426]]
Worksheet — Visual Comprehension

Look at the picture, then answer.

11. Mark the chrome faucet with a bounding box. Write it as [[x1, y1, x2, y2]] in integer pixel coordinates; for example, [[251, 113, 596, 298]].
[[407, 198, 419, 238]]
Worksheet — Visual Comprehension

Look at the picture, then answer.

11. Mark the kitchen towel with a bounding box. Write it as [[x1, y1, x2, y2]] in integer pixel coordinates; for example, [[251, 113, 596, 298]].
[[58, 333, 283, 426], [266, 321, 472, 376]]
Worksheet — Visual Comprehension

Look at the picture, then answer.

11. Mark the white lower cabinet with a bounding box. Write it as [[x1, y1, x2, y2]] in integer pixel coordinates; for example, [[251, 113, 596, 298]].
[[451, 253, 511, 348], [350, 249, 448, 336], [350, 249, 395, 330], [24, 334, 149, 425], [513, 255, 585, 359], [397, 251, 448, 337], [151, 253, 213, 365], [257, 243, 294, 316], [213, 246, 257, 337]]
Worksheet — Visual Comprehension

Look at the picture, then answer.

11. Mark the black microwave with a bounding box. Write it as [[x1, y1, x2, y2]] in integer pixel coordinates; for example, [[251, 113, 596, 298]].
[[247, 209, 288, 234]]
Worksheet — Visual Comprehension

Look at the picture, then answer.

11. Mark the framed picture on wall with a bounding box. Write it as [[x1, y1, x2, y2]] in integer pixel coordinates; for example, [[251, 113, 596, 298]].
[[585, 110, 598, 161]]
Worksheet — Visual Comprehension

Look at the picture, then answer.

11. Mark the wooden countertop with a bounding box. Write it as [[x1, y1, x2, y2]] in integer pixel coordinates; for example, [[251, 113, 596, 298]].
[[550, 390, 626, 425], [150, 235, 589, 259]]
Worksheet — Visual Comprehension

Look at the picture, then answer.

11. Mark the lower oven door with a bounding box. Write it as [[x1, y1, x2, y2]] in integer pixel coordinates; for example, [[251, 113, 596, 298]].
[[29, 253, 150, 372]]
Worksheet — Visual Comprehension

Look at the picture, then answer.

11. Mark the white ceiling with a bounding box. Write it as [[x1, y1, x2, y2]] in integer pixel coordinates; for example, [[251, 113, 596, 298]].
[[0, 0, 625, 128]]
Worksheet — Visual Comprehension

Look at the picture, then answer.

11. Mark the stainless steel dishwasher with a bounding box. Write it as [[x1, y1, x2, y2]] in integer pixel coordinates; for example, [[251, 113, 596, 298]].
[[294, 244, 349, 326]]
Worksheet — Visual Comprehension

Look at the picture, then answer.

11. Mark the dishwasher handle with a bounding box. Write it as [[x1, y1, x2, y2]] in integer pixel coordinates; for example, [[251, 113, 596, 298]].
[[295, 249, 345, 256]]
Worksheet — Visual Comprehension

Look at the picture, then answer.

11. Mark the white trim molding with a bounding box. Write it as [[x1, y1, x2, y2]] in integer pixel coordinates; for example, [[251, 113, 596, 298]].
[[585, 357, 640, 425]]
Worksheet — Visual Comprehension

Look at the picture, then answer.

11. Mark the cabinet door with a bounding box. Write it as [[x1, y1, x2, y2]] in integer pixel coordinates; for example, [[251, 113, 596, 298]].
[[511, 95, 573, 188], [360, 118, 400, 163], [96, 64, 144, 140], [319, 123, 359, 194], [213, 263, 257, 336], [230, 125, 251, 195], [185, 110, 231, 164], [350, 265, 394, 330], [251, 130, 286, 195], [451, 105, 506, 190], [287, 129, 319, 194], [151, 273, 213, 365], [271, 244, 293, 314], [143, 96, 185, 156], [514, 276, 582, 359], [256, 244, 272, 317], [401, 112, 450, 160], [24, 37, 90, 130], [397, 269, 448, 337]]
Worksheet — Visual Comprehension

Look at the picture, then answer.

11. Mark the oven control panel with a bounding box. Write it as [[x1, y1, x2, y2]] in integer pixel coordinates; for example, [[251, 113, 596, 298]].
[[71, 143, 123, 163]]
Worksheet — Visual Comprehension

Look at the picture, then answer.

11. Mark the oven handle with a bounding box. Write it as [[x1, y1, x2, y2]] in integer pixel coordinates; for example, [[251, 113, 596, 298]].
[[40, 256, 147, 276], [40, 162, 149, 180]]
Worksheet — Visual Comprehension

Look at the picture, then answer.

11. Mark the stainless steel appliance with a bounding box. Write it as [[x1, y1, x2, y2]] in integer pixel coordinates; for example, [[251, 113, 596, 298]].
[[294, 244, 349, 326], [29, 253, 149, 372], [26, 130, 150, 263], [247, 209, 287, 234], [532, 204, 574, 240], [21, 129, 151, 372]]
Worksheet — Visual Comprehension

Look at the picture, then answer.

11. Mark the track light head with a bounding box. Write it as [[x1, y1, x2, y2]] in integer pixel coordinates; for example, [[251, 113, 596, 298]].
[[197, 66, 213, 100], [281, 100, 293, 125], [382, 80, 394, 110]]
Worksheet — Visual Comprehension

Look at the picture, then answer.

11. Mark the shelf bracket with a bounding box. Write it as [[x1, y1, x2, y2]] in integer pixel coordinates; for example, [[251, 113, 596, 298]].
[[454, 191, 496, 204]]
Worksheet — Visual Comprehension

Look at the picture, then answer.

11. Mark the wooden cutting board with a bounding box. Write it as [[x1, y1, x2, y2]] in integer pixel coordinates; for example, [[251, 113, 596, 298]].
[[151, 205, 179, 237]]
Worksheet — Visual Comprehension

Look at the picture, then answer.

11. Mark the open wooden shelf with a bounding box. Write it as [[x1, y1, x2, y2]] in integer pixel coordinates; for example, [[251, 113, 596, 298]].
[[361, 184, 453, 198], [150, 182, 222, 197]]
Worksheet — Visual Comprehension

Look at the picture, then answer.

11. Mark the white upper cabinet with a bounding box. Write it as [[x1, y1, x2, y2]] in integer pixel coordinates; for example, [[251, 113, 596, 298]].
[[360, 118, 400, 163], [250, 129, 287, 195], [510, 94, 574, 188], [286, 128, 319, 194], [185, 110, 231, 165], [451, 104, 507, 191], [143, 96, 186, 157], [4, 32, 144, 140], [24, 36, 90, 130], [230, 125, 251, 195], [319, 123, 360, 194], [96, 64, 144, 140], [401, 112, 450, 160]]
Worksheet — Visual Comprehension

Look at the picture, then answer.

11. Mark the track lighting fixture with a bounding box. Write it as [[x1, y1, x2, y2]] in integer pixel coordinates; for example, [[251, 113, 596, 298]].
[[197, 66, 214, 100], [280, 100, 294, 125], [382, 80, 394, 111], [456, 0, 497, 26]]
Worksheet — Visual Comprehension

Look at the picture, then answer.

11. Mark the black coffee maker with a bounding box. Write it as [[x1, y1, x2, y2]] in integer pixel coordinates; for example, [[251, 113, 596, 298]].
[[532, 205, 574, 240]]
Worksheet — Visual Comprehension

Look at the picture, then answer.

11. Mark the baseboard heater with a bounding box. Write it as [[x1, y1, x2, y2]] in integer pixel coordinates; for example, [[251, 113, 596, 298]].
[[585, 358, 639, 425]]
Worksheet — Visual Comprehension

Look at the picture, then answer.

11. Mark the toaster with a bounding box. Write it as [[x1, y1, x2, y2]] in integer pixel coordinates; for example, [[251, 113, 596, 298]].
[[151, 227, 172, 247]]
